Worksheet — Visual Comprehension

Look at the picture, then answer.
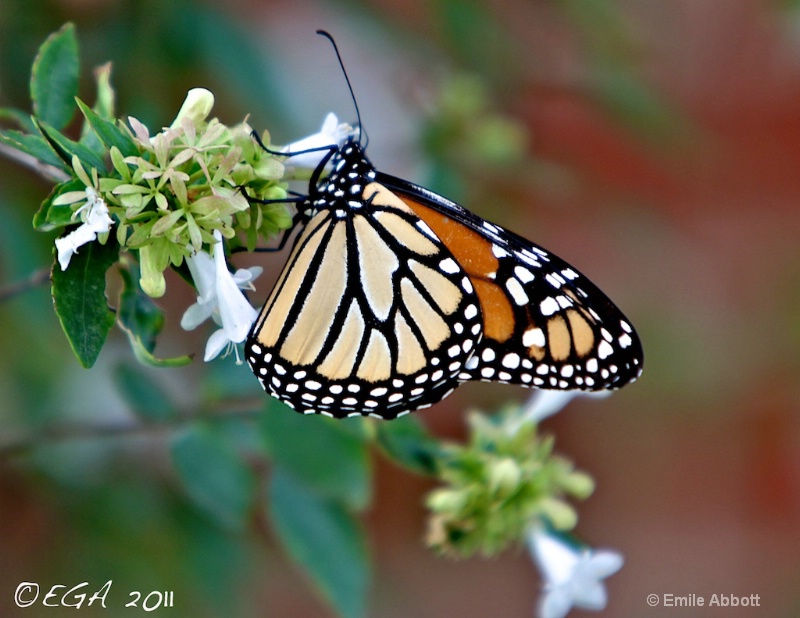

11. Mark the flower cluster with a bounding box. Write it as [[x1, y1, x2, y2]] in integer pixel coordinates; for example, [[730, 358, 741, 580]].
[[425, 398, 595, 558], [52, 88, 292, 297], [424, 392, 623, 617], [46, 87, 354, 361]]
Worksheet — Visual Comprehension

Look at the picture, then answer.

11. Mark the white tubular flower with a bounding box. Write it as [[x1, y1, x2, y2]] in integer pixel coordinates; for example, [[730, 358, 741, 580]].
[[520, 390, 612, 426], [528, 526, 623, 618], [523, 391, 582, 424], [281, 112, 355, 171], [54, 188, 114, 270], [180, 230, 262, 362]]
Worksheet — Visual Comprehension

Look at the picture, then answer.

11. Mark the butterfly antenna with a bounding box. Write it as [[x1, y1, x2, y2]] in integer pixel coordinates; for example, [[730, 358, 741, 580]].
[[316, 30, 365, 147]]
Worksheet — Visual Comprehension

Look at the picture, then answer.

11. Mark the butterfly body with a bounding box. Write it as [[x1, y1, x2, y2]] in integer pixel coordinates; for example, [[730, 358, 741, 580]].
[[246, 139, 642, 419]]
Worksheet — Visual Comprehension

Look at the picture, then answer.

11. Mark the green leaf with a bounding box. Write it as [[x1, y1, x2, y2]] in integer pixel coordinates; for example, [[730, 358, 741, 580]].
[[171, 424, 255, 531], [51, 236, 119, 368], [261, 404, 371, 510], [0, 107, 38, 133], [35, 118, 107, 172], [32, 178, 84, 231], [76, 98, 138, 157], [31, 23, 79, 131], [92, 62, 115, 120], [269, 467, 369, 618], [113, 362, 176, 422], [374, 415, 442, 476], [0, 128, 70, 171], [117, 264, 192, 367], [78, 63, 118, 151]]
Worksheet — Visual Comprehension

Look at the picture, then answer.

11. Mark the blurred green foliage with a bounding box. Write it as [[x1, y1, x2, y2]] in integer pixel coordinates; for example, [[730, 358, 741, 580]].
[[0, 4, 310, 616]]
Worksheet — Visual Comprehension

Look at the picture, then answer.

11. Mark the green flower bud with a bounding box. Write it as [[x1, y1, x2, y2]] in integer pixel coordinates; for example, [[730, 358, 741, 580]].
[[170, 88, 215, 129], [427, 488, 468, 513], [138, 243, 168, 297], [487, 457, 521, 497], [537, 497, 578, 531], [254, 157, 285, 180], [561, 470, 595, 500]]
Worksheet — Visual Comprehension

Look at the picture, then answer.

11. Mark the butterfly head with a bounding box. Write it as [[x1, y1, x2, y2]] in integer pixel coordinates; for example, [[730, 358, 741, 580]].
[[312, 138, 376, 204]]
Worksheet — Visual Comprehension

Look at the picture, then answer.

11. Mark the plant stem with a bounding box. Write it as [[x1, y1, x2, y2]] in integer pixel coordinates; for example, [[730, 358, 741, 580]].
[[0, 400, 265, 459], [0, 142, 70, 182], [0, 267, 51, 303]]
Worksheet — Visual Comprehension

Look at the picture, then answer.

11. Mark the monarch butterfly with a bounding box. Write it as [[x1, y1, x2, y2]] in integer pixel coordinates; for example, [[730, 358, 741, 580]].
[[245, 32, 643, 420]]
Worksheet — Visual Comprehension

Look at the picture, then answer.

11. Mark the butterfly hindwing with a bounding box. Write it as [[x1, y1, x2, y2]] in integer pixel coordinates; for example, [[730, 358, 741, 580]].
[[377, 173, 643, 392]]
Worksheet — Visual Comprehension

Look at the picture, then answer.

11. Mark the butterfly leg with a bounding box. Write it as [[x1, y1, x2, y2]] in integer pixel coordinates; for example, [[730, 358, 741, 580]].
[[234, 187, 309, 254]]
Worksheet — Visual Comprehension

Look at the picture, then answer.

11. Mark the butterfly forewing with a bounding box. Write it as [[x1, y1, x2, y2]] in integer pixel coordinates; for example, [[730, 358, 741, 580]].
[[246, 144, 483, 419], [378, 173, 644, 392]]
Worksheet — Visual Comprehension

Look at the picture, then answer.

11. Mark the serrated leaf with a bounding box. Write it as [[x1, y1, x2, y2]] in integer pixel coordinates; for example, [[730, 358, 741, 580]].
[[0, 128, 70, 170], [31, 23, 79, 131], [51, 236, 119, 368], [117, 264, 192, 367], [76, 98, 138, 157], [171, 425, 255, 531], [113, 363, 176, 422], [35, 118, 107, 172], [261, 404, 371, 510], [33, 178, 84, 231], [269, 467, 369, 618], [374, 415, 442, 475]]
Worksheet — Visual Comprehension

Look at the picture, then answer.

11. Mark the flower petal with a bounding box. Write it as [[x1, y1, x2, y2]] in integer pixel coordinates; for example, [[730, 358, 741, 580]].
[[531, 529, 581, 585], [204, 328, 231, 361], [231, 266, 263, 288], [584, 551, 624, 580], [538, 589, 573, 618], [211, 231, 257, 343], [128, 116, 152, 144], [185, 249, 216, 302], [570, 580, 607, 610], [281, 113, 355, 170], [52, 191, 91, 206], [54, 224, 98, 270], [180, 301, 214, 331], [86, 200, 114, 233]]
